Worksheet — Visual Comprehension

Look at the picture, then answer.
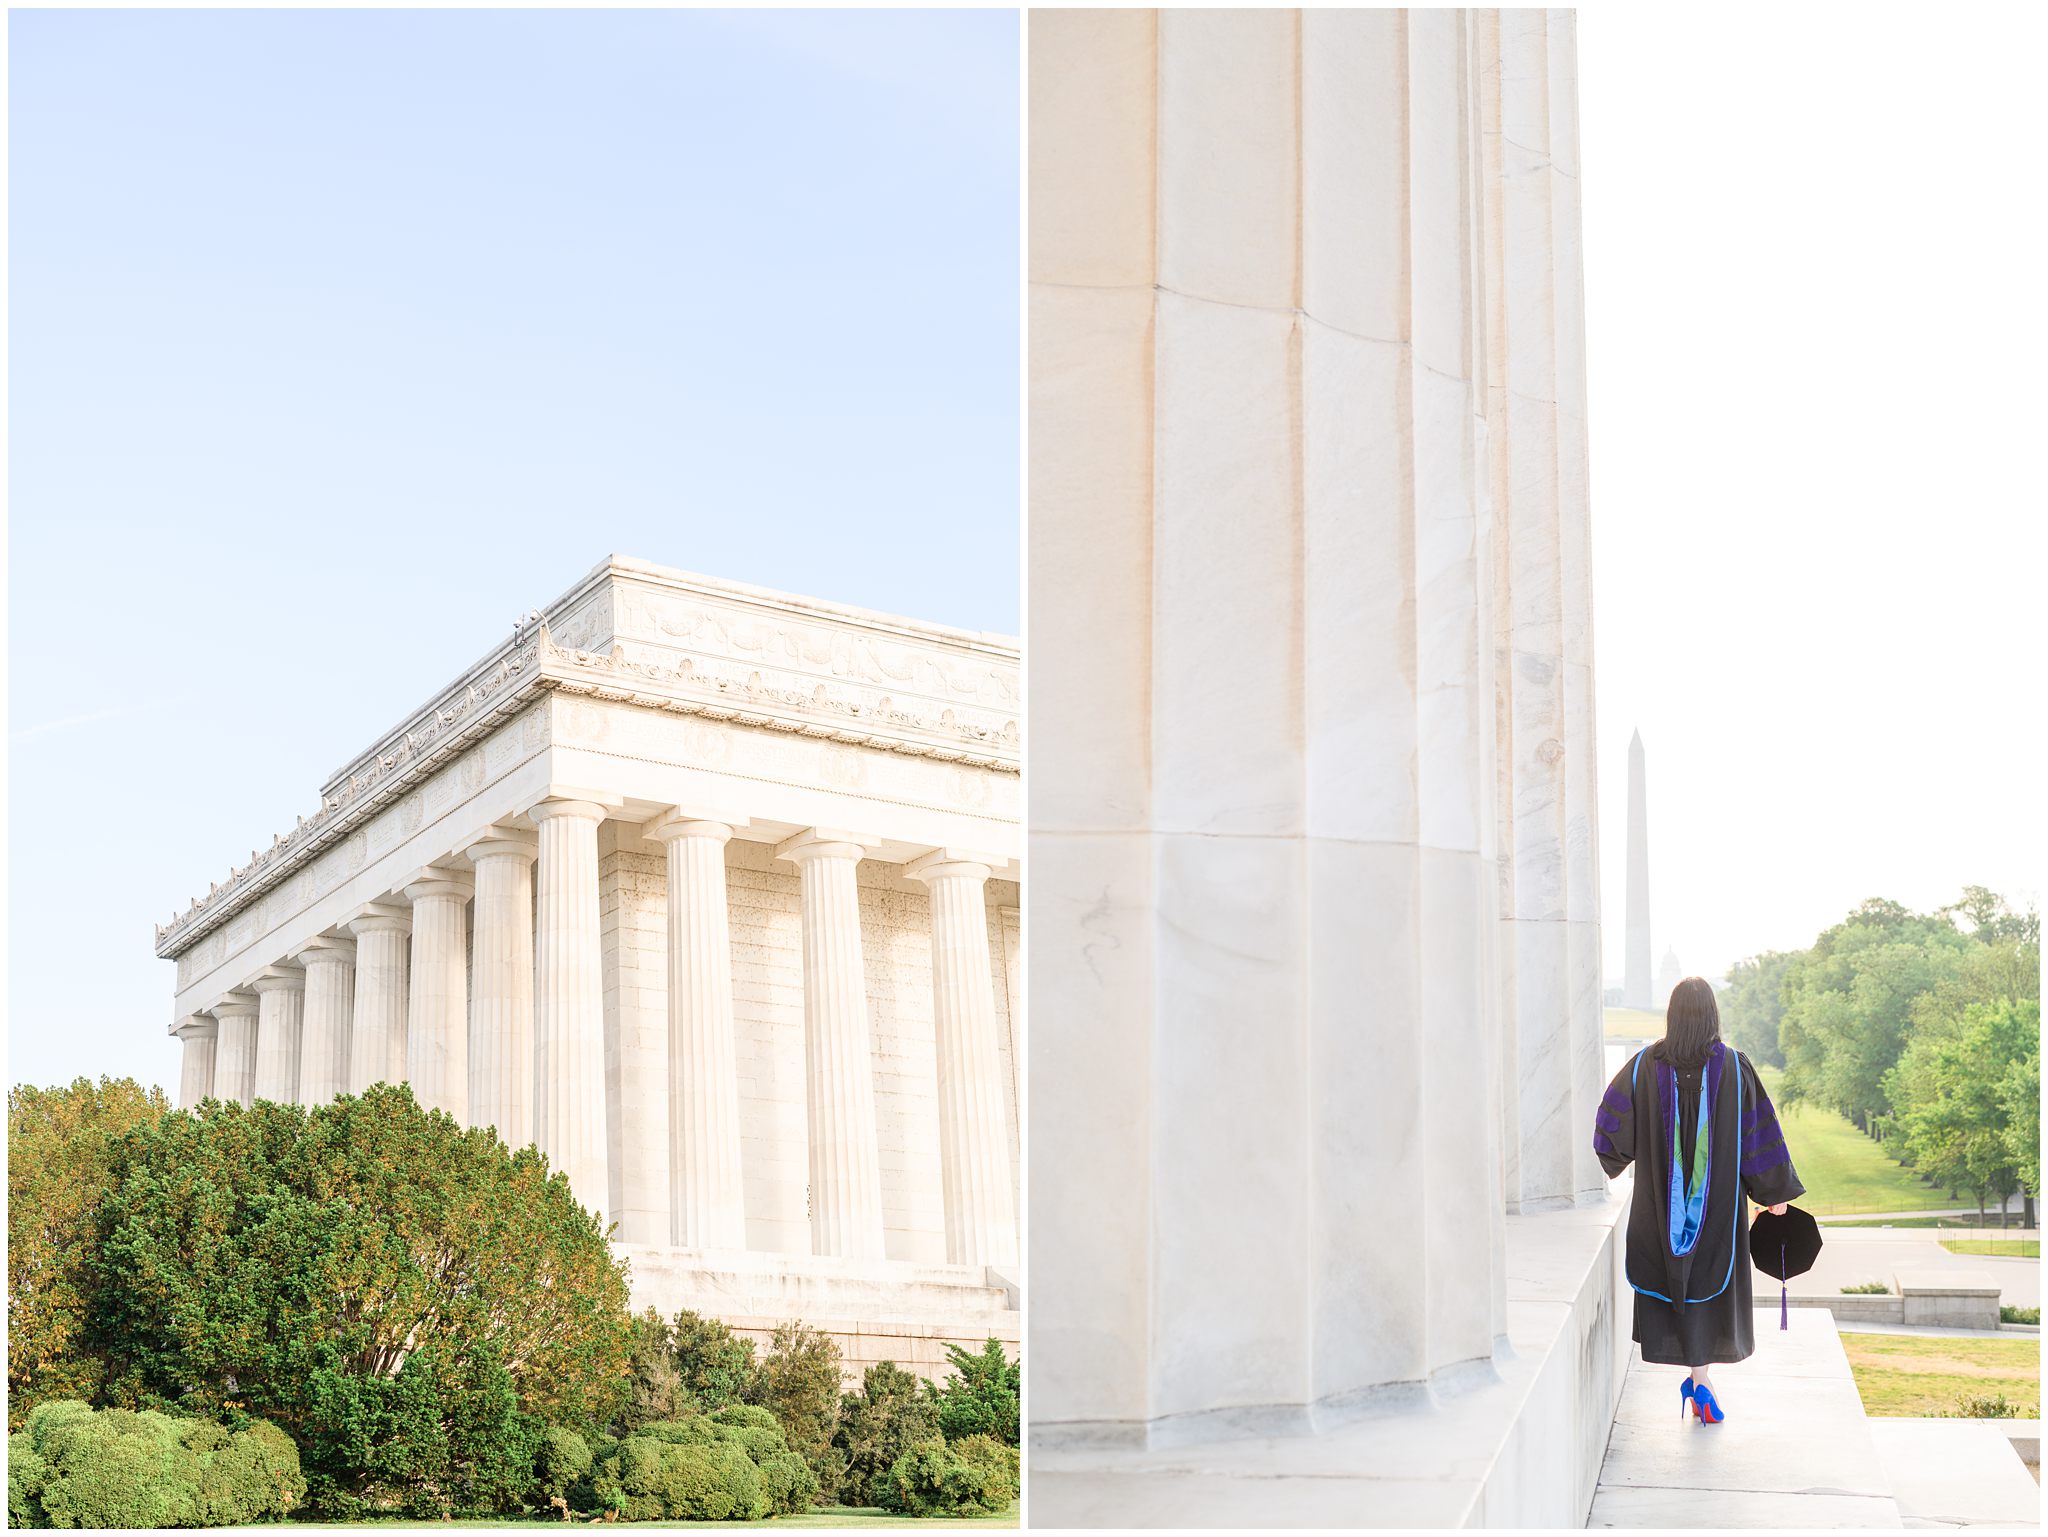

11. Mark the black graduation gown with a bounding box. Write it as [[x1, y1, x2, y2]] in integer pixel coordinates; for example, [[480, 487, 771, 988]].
[[1593, 1042, 1806, 1366]]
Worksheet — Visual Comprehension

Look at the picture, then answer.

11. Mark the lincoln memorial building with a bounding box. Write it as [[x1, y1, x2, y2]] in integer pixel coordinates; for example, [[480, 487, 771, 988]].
[[156, 556, 1021, 1378]]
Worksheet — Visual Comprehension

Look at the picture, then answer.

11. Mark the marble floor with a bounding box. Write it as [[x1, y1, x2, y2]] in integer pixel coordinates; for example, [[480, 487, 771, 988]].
[[1588, 1309, 1902, 1528]]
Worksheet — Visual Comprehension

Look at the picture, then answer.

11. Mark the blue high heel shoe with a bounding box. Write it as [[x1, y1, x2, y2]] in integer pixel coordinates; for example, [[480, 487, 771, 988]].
[[1679, 1377, 1695, 1418], [1691, 1382, 1725, 1424]]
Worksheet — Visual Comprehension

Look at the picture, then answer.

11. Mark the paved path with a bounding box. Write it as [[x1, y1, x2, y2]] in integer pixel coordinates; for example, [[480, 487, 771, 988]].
[[1588, 1310, 1900, 1528], [1799, 1228, 2040, 1308], [1833, 1320, 2031, 1340], [1821, 1211, 2026, 1225]]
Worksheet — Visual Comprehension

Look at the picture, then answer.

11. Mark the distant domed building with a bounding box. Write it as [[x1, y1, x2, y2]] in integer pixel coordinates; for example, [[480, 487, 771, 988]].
[[1655, 945, 1684, 1008]]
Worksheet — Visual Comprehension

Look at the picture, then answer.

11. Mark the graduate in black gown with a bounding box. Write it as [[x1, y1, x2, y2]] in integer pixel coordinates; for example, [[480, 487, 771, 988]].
[[1593, 977, 1806, 1421]]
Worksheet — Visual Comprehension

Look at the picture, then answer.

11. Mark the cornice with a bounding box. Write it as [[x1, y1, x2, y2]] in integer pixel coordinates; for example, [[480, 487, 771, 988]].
[[157, 595, 1022, 963]]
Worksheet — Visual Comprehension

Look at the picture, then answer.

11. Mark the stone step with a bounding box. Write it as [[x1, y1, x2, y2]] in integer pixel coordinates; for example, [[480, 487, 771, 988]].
[[1587, 1308, 1901, 1528], [1867, 1418, 2042, 1528]]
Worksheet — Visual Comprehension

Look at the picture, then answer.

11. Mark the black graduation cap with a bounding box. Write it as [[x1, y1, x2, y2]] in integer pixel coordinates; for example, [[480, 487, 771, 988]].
[[1751, 1205, 1824, 1330]]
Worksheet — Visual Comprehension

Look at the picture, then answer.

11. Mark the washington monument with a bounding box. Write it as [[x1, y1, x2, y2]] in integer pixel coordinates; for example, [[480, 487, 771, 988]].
[[1625, 729, 1652, 1010]]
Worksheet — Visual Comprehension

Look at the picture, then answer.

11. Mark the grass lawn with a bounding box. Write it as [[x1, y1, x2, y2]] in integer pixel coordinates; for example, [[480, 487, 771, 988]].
[[1604, 1007, 1664, 1040], [1753, 1065, 1949, 1216], [1941, 1238, 2041, 1258], [277, 1507, 1018, 1529], [1842, 1333, 2040, 1418]]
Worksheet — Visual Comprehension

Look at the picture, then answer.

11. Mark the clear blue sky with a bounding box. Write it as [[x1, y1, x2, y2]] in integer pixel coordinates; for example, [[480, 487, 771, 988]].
[[8, 7, 1020, 1096]]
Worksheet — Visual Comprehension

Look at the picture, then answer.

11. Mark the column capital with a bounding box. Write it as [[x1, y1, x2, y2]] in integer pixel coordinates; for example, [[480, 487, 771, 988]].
[[903, 848, 1002, 884], [403, 869, 476, 905], [291, 934, 358, 968], [467, 825, 539, 864], [530, 787, 624, 826], [774, 828, 880, 865], [171, 1013, 218, 1041], [206, 990, 260, 1021], [248, 964, 306, 995], [347, 900, 412, 938], [646, 809, 747, 846]]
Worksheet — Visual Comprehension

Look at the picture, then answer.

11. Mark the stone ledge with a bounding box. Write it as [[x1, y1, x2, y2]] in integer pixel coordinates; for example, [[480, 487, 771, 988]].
[[1026, 1192, 1628, 1527], [1868, 1418, 2041, 1527]]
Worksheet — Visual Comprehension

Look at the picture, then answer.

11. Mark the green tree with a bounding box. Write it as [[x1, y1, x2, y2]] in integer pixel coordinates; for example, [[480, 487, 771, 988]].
[[619, 1309, 685, 1432], [923, 1338, 1020, 1445], [835, 1361, 940, 1506], [1718, 951, 1794, 1067], [85, 1084, 629, 1517], [747, 1321, 843, 1499], [1886, 1000, 2038, 1225], [2001, 1048, 2040, 1202], [8, 1077, 170, 1427], [1778, 899, 1970, 1126], [670, 1308, 758, 1415]]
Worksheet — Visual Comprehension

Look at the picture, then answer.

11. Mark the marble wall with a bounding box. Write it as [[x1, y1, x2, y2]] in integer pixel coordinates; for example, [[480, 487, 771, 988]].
[[1030, 6, 1605, 1446]]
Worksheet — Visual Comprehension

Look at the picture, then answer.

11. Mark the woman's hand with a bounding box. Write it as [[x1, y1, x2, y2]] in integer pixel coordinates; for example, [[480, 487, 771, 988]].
[[1767, 1203, 1788, 1216]]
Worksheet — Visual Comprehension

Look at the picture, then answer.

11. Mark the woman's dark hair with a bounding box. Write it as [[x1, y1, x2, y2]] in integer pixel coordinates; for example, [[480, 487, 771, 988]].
[[1656, 977, 1723, 1068]]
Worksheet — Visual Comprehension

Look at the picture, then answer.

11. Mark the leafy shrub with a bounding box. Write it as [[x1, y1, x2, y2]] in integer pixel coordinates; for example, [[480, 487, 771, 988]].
[[757, 1450, 820, 1516], [7, 1399, 304, 1529], [953, 1433, 1021, 1508], [670, 1309, 759, 1413], [836, 1361, 940, 1506], [619, 1308, 687, 1432], [589, 1435, 767, 1521], [1945, 1392, 2024, 1419], [925, 1338, 1020, 1445], [875, 1437, 1013, 1517], [535, 1425, 593, 1502], [1840, 1281, 1890, 1294], [2000, 1304, 2039, 1325], [748, 1320, 843, 1498], [86, 1086, 628, 1519], [579, 1408, 812, 1520]]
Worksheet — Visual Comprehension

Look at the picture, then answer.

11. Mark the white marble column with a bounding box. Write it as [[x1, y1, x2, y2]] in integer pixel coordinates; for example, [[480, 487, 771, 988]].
[[293, 936, 356, 1106], [649, 813, 750, 1251], [249, 966, 306, 1104], [1030, 7, 1596, 1444], [906, 851, 1017, 1268], [405, 871, 474, 1120], [532, 798, 610, 1222], [468, 831, 538, 1146], [209, 993, 260, 1106], [346, 905, 411, 1092], [173, 1016, 217, 1109], [776, 829, 887, 1261]]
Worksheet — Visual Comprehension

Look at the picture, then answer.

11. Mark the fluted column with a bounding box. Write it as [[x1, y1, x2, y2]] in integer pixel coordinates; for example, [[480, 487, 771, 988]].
[[346, 905, 411, 1092], [532, 798, 609, 1221], [293, 936, 356, 1106], [776, 829, 887, 1261], [468, 832, 538, 1146], [906, 851, 1017, 1268], [405, 871, 474, 1119], [250, 967, 306, 1104], [173, 1016, 217, 1109], [649, 813, 749, 1251], [209, 993, 260, 1106]]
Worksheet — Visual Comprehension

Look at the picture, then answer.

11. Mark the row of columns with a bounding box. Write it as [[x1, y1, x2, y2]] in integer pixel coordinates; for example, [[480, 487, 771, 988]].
[[173, 800, 1017, 1268]]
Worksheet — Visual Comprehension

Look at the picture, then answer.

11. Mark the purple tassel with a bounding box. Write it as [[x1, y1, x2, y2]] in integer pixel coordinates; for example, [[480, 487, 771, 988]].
[[1780, 1243, 1788, 1330]]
